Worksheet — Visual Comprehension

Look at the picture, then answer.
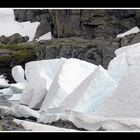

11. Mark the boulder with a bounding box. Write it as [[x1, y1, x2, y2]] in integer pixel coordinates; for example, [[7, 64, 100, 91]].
[[8, 33, 29, 45], [0, 35, 9, 44], [34, 19, 51, 40]]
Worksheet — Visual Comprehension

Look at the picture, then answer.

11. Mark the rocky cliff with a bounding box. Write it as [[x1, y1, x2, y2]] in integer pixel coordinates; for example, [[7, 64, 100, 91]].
[[14, 9, 140, 39]]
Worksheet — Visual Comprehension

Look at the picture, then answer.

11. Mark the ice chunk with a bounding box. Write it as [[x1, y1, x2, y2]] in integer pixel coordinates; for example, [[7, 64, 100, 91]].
[[126, 45, 140, 66], [40, 58, 97, 113], [0, 75, 9, 88], [12, 65, 27, 84], [108, 53, 129, 82], [8, 93, 21, 101], [115, 42, 140, 56], [0, 88, 13, 96], [95, 66, 140, 118], [20, 83, 33, 106], [9, 83, 26, 93], [20, 58, 66, 109], [117, 27, 139, 38], [25, 58, 66, 90], [59, 66, 117, 113], [14, 119, 77, 131]]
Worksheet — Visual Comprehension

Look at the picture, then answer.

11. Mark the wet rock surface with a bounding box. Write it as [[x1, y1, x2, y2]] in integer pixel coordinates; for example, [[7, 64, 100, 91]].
[[46, 119, 87, 131], [0, 116, 25, 131]]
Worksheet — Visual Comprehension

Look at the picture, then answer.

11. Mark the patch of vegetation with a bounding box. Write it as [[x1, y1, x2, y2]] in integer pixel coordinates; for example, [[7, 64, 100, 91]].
[[0, 43, 36, 51], [11, 50, 36, 64], [0, 55, 12, 63]]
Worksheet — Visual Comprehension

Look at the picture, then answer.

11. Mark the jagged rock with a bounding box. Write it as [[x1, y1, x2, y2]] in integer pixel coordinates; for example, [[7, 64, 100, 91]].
[[34, 19, 51, 40], [13, 9, 140, 39], [0, 36, 9, 44], [35, 38, 115, 69], [8, 33, 29, 45]]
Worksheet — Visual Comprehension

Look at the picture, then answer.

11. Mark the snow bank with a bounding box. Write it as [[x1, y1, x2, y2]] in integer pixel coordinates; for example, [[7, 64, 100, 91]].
[[117, 27, 140, 38], [8, 94, 21, 101]]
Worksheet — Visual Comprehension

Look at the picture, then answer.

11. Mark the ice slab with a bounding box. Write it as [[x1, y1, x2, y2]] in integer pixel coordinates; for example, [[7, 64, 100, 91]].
[[117, 27, 139, 38], [25, 58, 66, 90], [9, 83, 26, 93], [0, 88, 13, 96], [59, 66, 117, 113], [20, 58, 66, 109], [40, 58, 97, 113], [108, 53, 129, 82], [95, 66, 140, 118], [115, 42, 140, 56]]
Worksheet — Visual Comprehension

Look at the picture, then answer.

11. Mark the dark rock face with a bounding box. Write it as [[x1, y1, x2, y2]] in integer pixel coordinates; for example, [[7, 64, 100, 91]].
[[34, 19, 51, 40], [35, 38, 116, 69], [0, 43, 36, 82], [14, 9, 51, 22], [13, 9, 140, 39]]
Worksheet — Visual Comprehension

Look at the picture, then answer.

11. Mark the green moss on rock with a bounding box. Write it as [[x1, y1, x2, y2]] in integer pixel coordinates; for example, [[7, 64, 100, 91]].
[[0, 55, 12, 63], [12, 50, 36, 64]]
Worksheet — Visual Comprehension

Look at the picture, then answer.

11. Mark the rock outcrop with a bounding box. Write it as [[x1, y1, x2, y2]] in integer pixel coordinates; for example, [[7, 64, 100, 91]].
[[0, 43, 36, 82], [13, 9, 140, 39], [35, 37, 116, 69], [0, 33, 29, 45]]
